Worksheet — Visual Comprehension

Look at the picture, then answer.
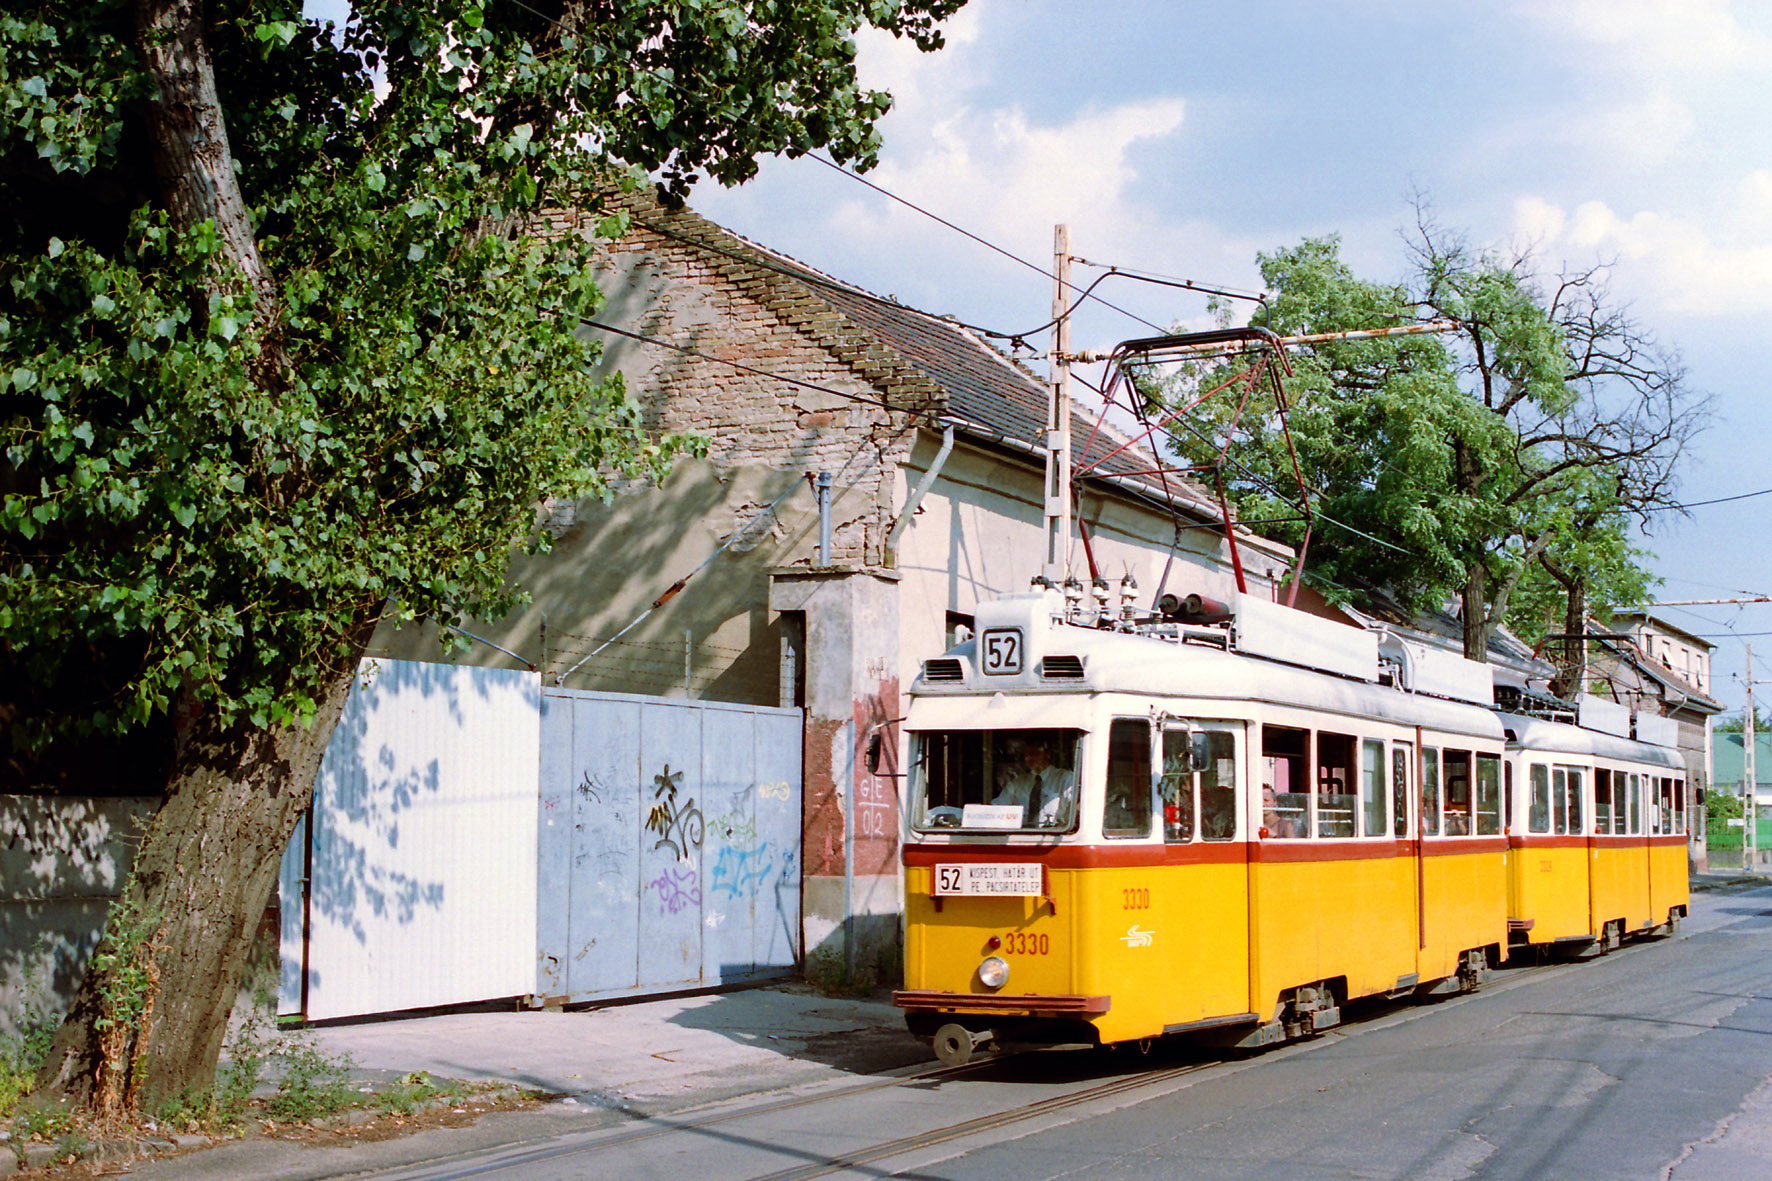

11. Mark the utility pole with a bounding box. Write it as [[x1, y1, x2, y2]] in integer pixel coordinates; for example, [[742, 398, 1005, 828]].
[[1042, 224, 1072, 588], [1747, 644, 1758, 873]]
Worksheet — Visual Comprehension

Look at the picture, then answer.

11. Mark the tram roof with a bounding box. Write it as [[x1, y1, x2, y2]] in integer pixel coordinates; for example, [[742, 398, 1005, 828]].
[[1496, 713, 1687, 771], [912, 623, 1507, 740]]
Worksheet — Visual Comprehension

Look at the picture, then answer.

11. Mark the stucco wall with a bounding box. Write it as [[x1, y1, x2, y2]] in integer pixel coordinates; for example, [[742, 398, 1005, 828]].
[[1, 795, 157, 1041]]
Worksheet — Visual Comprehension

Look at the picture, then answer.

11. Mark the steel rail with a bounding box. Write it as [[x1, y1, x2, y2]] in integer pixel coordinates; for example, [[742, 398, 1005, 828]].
[[751, 1059, 1219, 1181], [369, 1058, 996, 1181]]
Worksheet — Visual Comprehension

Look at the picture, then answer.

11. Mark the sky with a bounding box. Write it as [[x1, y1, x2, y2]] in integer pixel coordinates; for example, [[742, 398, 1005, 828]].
[[302, 0, 1771, 713], [679, 0, 1772, 715]]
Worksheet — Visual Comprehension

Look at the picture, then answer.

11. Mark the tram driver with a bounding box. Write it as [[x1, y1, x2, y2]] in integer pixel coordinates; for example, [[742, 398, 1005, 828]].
[[993, 739, 1076, 827]]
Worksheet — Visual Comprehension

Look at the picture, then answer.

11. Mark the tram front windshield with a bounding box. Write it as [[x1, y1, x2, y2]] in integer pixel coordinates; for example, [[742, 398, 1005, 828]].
[[910, 728, 1082, 833]]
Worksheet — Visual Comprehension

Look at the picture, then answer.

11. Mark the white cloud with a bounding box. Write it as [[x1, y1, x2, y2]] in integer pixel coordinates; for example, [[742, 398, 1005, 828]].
[[1510, 191, 1772, 317], [1517, 0, 1772, 73], [1469, 88, 1698, 176], [842, 98, 1189, 255]]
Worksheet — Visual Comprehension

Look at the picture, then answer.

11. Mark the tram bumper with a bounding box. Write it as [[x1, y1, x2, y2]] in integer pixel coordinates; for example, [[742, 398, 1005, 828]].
[[894, 990, 1112, 1053]]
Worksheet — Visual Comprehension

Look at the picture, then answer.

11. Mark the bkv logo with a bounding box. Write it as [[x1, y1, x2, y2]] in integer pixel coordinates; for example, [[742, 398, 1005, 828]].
[[1120, 925, 1154, 948]]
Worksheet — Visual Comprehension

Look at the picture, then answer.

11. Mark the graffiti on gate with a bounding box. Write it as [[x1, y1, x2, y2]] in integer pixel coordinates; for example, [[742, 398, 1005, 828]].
[[645, 764, 703, 861], [647, 866, 701, 915], [706, 808, 757, 846], [709, 842, 776, 899]]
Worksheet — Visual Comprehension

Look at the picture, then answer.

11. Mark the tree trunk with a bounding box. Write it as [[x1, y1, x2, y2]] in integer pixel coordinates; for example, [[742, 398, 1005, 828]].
[[1544, 554, 1587, 701], [135, 0, 276, 317], [37, 651, 363, 1113], [1461, 563, 1490, 663]]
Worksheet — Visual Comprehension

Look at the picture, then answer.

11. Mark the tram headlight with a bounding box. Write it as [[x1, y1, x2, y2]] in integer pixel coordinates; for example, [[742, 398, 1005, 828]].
[[978, 955, 1010, 990]]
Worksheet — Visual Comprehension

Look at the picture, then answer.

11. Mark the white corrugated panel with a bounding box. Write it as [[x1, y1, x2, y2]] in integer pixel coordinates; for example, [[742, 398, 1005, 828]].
[[1235, 593, 1378, 682], [281, 659, 540, 1020], [1635, 712, 1681, 749], [1578, 696, 1633, 739]]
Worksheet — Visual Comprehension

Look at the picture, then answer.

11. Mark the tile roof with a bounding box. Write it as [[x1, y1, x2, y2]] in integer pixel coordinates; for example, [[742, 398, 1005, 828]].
[[603, 191, 1225, 522], [1590, 633, 1723, 713]]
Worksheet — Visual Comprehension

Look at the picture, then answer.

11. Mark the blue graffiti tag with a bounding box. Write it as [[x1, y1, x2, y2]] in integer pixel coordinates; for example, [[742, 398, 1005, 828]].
[[709, 842, 775, 899]]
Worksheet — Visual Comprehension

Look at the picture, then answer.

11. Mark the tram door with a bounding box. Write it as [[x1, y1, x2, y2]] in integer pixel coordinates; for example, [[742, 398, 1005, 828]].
[[1158, 722, 1249, 1027]]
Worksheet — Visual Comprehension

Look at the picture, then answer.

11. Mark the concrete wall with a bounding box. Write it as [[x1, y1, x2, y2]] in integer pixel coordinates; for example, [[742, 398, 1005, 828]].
[[771, 570, 902, 986], [0, 795, 157, 1041]]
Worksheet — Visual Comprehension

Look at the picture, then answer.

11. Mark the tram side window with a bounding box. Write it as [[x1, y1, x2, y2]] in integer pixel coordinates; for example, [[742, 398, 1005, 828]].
[[1261, 725, 1310, 839], [1200, 731, 1237, 841], [1674, 779, 1686, 834], [1421, 748, 1441, 836], [1476, 755, 1502, 835], [1318, 731, 1357, 838], [1392, 743, 1412, 838], [1159, 729, 1194, 842], [1552, 767, 1568, 835], [1564, 768, 1583, 835], [1163, 728, 1237, 843], [1105, 719, 1153, 838], [1443, 751, 1472, 835], [1529, 765, 1551, 834], [1629, 773, 1642, 835], [1595, 769, 1613, 834], [1361, 739, 1387, 837]]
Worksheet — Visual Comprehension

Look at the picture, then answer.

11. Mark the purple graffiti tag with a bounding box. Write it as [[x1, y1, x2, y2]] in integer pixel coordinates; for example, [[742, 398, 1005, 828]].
[[647, 867, 702, 915]]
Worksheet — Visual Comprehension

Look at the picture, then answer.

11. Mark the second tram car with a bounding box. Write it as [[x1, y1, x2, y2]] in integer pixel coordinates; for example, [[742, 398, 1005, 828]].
[[894, 589, 1687, 1064], [1500, 716, 1689, 954]]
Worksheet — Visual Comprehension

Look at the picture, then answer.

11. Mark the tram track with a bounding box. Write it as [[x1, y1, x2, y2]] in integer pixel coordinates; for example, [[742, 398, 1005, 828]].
[[363, 1056, 996, 1181], [370, 940, 1680, 1181], [749, 1058, 1219, 1181]]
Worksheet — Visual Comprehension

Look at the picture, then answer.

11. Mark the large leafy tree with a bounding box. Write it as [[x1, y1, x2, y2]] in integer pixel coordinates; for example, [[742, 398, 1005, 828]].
[[3, 0, 965, 1112], [1153, 226, 1704, 663]]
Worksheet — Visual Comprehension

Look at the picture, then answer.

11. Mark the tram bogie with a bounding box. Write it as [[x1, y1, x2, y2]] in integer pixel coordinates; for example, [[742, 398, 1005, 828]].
[[894, 590, 1692, 1065]]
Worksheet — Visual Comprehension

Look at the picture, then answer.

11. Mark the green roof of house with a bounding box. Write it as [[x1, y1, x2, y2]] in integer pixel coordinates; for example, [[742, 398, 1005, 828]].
[[1714, 730, 1772, 786]]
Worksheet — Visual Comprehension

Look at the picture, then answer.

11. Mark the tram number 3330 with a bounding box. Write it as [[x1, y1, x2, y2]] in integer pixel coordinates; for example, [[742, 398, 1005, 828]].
[[1002, 932, 1049, 956], [1123, 887, 1150, 910]]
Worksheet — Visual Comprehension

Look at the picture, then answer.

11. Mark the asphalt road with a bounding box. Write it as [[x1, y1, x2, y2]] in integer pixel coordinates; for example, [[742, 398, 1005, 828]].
[[354, 886, 1772, 1181]]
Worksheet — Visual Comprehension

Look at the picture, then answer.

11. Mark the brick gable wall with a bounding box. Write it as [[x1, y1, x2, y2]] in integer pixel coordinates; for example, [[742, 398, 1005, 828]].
[[534, 202, 940, 569]]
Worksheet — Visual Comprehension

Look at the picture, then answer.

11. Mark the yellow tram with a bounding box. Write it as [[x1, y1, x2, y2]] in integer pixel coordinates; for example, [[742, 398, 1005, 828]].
[[1500, 715, 1689, 954], [895, 590, 1514, 1064]]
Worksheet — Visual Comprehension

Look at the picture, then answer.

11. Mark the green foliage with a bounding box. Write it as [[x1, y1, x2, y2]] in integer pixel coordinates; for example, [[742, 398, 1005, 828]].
[[88, 891, 160, 1042], [1716, 708, 1772, 735], [262, 1036, 355, 1121], [0, 949, 59, 1118], [6, 1098, 78, 1166], [1, 0, 963, 755], [155, 1004, 273, 1131], [372, 1069, 471, 1116], [1153, 226, 1697, 649], [1157, 234, 1525, 613]]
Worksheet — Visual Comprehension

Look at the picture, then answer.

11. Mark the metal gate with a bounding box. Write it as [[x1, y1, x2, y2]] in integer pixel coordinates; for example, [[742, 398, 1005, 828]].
[[279, 659, 541, 1021], [536, 688, 803, 1005]]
